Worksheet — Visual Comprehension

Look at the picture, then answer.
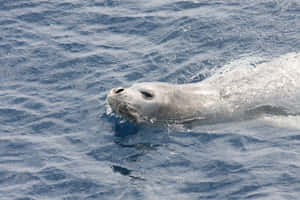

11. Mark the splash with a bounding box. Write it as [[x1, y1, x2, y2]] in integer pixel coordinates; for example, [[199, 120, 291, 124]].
[[203, 52, 300, 130], [261, 115, 300, 130], [206, 52, 300, 113]]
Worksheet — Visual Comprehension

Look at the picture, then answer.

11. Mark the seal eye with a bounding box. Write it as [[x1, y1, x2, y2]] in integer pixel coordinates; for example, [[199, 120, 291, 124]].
[[140, 91, 154, 99]]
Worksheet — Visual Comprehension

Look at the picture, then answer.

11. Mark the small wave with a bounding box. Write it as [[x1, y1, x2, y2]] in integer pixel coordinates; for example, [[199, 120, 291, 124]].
[[261, 115, 300, 130]]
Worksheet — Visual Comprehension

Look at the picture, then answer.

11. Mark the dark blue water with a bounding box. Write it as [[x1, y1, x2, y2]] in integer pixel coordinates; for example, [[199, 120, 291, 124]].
[[1, 0, 300, 199]]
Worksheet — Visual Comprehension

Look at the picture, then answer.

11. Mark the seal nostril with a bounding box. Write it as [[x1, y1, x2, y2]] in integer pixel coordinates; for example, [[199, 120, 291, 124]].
[[115, 88, 124, 94]]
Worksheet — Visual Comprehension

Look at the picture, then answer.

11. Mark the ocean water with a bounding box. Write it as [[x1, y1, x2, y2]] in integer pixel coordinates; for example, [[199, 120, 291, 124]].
[[0, 0, 300, 200]]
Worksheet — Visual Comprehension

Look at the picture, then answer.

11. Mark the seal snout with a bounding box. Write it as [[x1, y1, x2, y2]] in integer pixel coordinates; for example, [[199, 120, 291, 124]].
[[107, 87, 125, 113], [107, 87, 125, 109]]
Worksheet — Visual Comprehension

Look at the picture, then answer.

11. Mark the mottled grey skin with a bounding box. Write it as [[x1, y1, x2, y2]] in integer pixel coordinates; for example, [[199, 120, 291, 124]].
[[107, 53, 300, 126], [107, 82, 236, 125]]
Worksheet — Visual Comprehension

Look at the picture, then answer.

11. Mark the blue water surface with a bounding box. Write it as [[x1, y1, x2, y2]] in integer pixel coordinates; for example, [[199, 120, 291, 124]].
[[1, 0, 300, 199]]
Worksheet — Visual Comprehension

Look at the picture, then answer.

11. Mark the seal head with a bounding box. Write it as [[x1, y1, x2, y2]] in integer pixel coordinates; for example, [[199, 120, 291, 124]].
[[107, 82, 220, 125]]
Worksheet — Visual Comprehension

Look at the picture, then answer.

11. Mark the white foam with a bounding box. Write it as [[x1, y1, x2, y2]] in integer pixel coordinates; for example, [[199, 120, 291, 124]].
[[202, 52, 300, 131], [260, 115, 300, 131]]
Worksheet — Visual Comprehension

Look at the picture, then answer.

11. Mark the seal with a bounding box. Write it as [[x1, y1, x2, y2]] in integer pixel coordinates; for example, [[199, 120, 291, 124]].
[[107, 53, 300, 126], [107, 82, 226, 125]]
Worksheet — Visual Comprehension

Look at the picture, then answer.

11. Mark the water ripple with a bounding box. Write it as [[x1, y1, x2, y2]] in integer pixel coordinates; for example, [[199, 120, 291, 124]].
[[1, 0, 300, 199]]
